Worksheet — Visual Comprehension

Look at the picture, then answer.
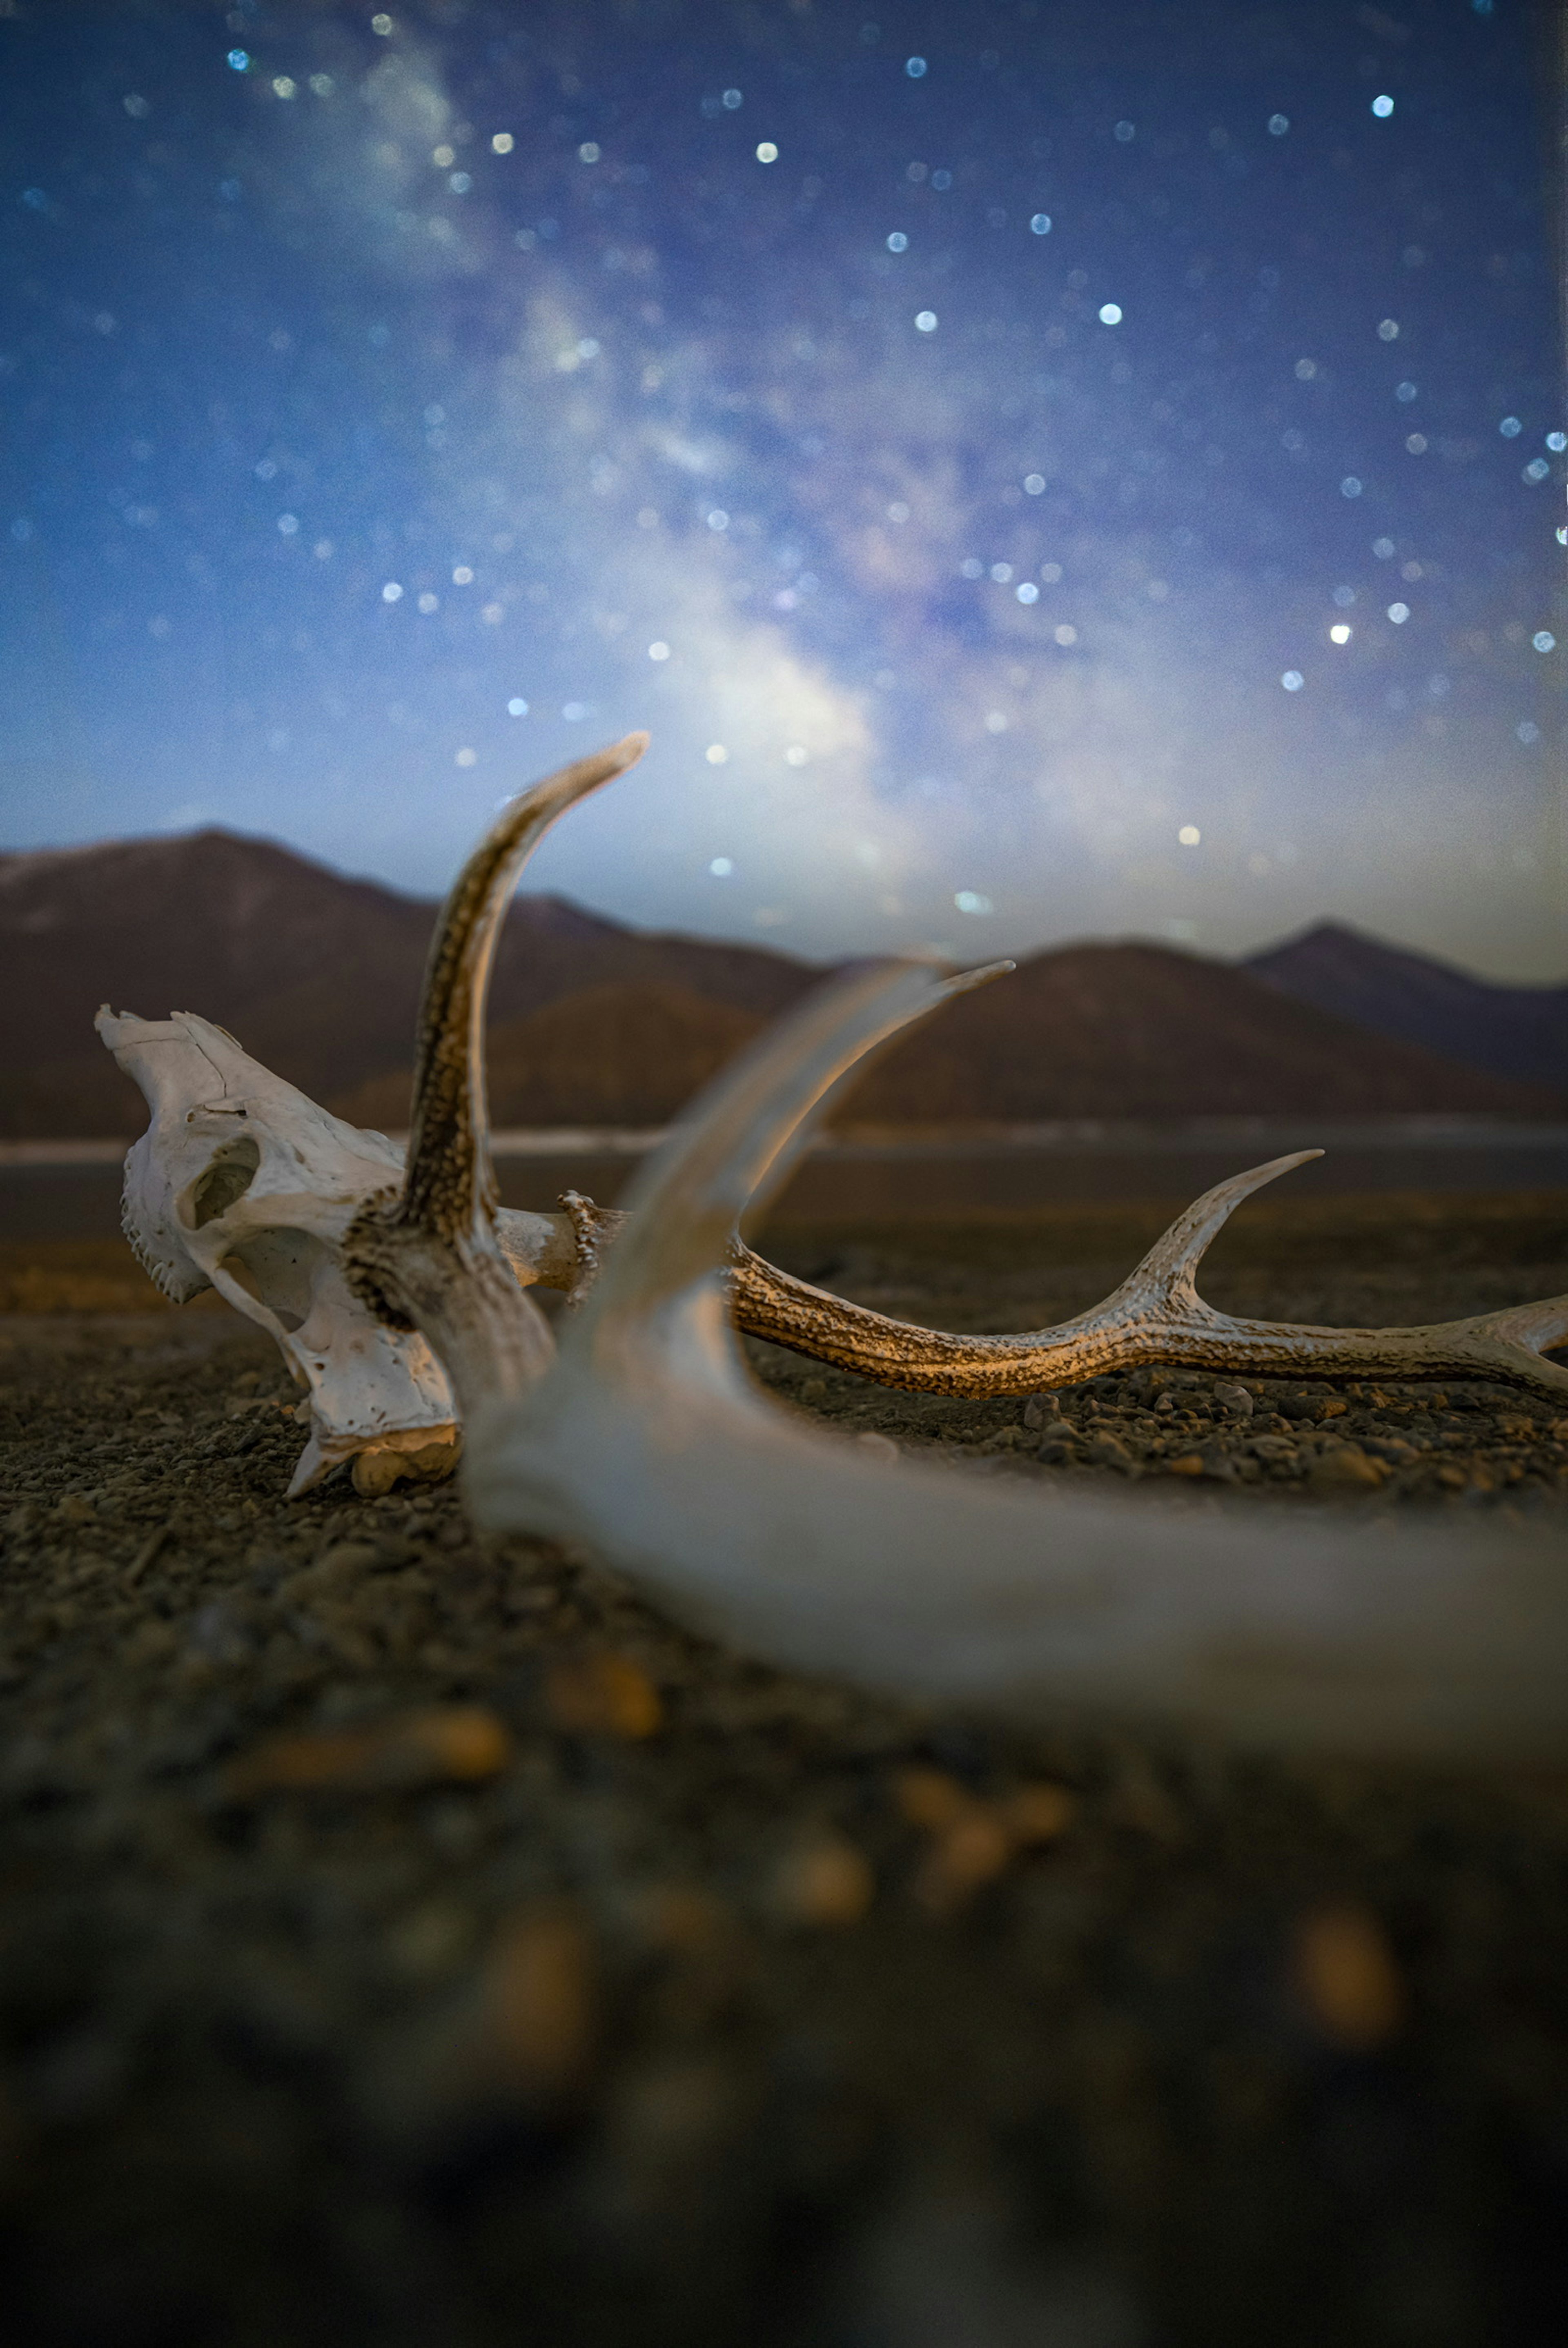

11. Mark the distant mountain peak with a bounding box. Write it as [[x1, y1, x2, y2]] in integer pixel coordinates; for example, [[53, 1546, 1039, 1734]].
[[1246, 923, 1568, 1090]]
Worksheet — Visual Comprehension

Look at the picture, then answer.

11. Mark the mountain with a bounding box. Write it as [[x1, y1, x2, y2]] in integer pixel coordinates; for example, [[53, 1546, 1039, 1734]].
[[1246, 923, 1568, 1094], [3, 828, 1564, 1139], [844, 943, 1564, 1125], [0, 827, 817, 1139], [333, 945, 1563, 1136], [333, 983, 766, 1132]]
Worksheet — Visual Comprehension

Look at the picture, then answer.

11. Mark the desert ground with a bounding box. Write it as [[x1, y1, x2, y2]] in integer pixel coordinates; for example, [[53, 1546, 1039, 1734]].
[[2, 1192, 1567, 2347]]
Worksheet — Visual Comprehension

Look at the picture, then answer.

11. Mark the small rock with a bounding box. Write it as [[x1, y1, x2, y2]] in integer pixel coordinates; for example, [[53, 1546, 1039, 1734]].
[[482, 1902, 597, 2098], [1214, 1382, 1254, 1417], [769, 1836, 875, 1927], [895, 1769, 1074, 1916], [1309, 1446, 1385, 1492], [350, 1433, 461, 1499], [1292, 1904, 1404, 2049], [1362, 1435, 1419, 1466], [629, 1884, 739, 1958], [224, 1704, 512, 1795], [913, 1810, 1014, 1916], [1000, 1782, 1076, 1844], [893, 1767, 973, 1830], [854, 1432, 899, 1464], [546, 1653, 663, 1740], [187, 1600, 255, 1664]]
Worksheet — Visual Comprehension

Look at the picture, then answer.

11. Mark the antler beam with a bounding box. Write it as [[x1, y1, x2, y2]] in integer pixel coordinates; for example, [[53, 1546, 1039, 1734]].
[[724, 1165, 1568, 1399]]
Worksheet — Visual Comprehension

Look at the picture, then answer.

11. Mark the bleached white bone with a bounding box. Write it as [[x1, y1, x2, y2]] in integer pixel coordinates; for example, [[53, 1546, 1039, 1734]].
[[95, 739, 666, 1495], [97, 1006, 470, 1495]]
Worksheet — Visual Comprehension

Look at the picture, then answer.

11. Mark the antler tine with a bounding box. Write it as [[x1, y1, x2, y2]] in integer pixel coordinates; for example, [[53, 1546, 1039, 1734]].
[[466, 961, 1568, 1760], [399, 733, 649, 1245]]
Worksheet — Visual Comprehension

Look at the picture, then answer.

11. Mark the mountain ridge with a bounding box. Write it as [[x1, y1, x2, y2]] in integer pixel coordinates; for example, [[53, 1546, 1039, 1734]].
[[3, 826, 1563, 1137], [1245, 920, 1568, 1094]]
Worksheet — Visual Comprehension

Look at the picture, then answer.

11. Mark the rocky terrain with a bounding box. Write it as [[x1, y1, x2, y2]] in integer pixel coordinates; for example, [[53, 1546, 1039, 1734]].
[[1, 1194, 1567, 2346]]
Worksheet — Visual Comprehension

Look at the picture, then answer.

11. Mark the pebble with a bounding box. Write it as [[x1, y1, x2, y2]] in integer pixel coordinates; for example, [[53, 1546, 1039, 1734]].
[[545, 1652, 664, 1740], [1292, 1905, 1405, 2049], [895, 1769, 1078, 1916], [224, 1704, 512, 1795], [769, 1835, 876, 1927], [854, 1431, 900, 1463], [1308, 1446, 1385, 1492], [481, 1903, 598, 2098]]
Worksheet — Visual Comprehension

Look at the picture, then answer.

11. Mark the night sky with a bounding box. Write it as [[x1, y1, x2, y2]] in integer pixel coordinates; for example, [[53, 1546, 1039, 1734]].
[[2, 0, 1564, 977]]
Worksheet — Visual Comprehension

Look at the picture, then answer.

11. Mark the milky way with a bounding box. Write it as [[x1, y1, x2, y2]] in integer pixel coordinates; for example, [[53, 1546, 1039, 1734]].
[[0, 2, 1562, 975]]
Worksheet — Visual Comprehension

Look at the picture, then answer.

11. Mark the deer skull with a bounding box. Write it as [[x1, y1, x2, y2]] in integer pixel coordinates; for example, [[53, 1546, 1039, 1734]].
[[99, 728, 1568, 1513], [97, 1005, 463, 1497]]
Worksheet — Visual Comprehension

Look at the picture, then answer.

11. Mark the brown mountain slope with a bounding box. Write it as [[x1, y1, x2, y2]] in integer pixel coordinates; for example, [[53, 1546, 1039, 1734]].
[[5, 830, 1564, 1139], [333, 985, 766, 1133], [1246, 921, 1568, 1092], [847, 944, 1567, 1124], [329, 948, 1564, 1145], [0, 828, 817, 1136]]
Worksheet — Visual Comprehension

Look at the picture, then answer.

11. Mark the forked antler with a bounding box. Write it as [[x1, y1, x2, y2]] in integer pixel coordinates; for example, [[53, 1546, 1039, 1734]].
[[726, 1160, 1568, 1398], [348, 751, 1568, 1760]]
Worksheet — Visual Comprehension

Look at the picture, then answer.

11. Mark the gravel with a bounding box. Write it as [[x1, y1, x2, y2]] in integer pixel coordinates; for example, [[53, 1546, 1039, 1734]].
[[2, 1202, 1567, 2346]]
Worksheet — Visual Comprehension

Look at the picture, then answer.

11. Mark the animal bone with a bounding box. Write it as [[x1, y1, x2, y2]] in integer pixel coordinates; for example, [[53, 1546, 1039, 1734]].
[[96, 997, 601, 1493], [341, 780, 1568, 1760], [98, 1003, 470, 1497], [96, 742, 659, 1495]]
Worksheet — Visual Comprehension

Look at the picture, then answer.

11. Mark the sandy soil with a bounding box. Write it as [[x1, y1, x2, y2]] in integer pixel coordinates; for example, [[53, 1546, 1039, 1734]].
[[2, 1198, 1567, 2347]]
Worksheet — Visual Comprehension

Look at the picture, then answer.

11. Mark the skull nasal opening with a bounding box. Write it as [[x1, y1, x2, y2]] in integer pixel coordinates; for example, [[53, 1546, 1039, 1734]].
[[188, 1136, 261, 1227]]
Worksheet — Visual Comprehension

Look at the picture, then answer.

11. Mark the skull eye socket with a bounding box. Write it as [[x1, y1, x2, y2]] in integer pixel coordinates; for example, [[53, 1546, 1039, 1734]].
[[218, 1227, 324, 1334], [189, 1138, 261, 1227]]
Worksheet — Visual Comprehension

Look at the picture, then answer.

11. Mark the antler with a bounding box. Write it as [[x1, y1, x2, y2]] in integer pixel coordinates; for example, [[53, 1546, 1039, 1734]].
[[725, 1161, 1568, 1399], [344, 735, 650, 1415], [462, 961, 1568, 1761]]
